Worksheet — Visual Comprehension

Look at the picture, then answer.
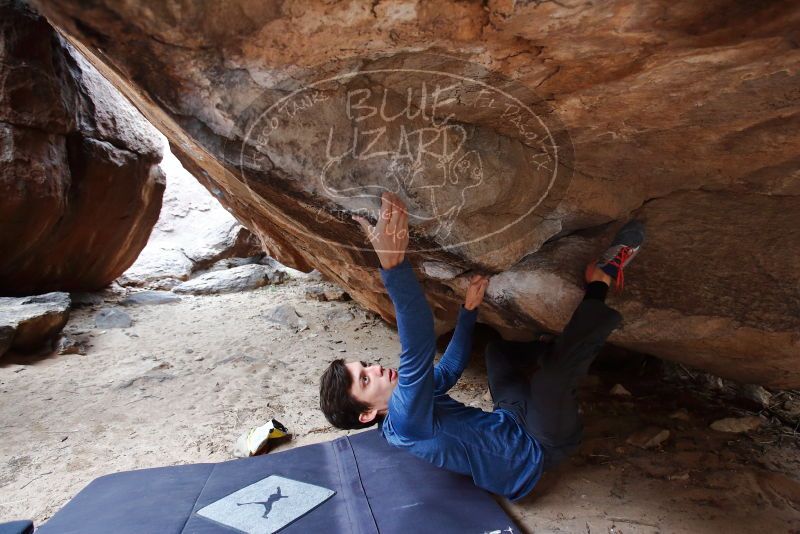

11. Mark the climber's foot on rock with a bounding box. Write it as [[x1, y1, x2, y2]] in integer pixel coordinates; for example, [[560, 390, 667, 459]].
[[585, 220, 646, 291]]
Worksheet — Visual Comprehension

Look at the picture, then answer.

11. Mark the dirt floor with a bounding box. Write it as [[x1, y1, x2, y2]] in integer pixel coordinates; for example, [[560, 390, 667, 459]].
[[1, 275, 799, 533]]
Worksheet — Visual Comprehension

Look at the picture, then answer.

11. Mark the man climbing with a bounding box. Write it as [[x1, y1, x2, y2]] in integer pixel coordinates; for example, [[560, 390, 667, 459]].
[[319, 192, 645, 501]]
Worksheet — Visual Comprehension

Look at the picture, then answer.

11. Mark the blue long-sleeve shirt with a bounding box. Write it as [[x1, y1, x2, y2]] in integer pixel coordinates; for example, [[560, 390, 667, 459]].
[[379, 259, 544, 501]]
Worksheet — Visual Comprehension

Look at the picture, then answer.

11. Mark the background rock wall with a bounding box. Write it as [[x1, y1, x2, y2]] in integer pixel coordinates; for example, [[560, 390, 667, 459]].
[[28, 0, 800, 387], [119, 139, 263, 290], [0, 0, 164, 295]]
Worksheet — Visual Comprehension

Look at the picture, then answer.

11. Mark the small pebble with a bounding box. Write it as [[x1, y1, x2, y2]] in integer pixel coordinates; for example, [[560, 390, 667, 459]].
[[669, 408, 690, 421], [610, 384, 632, 397], [783, 399, 800, 416], [626, 427, 670, 449], [710, 416, 762, 433]]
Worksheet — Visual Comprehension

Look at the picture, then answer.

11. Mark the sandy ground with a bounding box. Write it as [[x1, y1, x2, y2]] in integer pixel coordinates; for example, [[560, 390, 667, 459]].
[[1, 276, 799, 533]]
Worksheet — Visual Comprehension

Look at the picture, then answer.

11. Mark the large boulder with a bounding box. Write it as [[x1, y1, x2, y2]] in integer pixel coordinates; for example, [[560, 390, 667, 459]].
[[0, 0, 164, 296], [29, 0, 800, 387]]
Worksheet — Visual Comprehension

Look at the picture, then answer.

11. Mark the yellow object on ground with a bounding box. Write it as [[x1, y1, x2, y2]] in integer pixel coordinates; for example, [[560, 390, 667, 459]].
[[233, 419, 290, 458]]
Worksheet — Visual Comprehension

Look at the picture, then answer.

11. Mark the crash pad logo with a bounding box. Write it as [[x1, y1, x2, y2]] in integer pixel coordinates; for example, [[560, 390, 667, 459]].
[[196, 475, 334, 533], [234, 53, 573, 255], [236, 486, 288, 519]]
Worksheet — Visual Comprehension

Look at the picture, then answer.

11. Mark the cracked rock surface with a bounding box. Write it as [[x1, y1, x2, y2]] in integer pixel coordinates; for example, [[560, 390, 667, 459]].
[[29, 0, 800, 386]]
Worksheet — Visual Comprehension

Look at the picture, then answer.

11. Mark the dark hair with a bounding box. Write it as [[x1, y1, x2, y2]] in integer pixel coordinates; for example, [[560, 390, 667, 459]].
[[319, 359, 377, 430]]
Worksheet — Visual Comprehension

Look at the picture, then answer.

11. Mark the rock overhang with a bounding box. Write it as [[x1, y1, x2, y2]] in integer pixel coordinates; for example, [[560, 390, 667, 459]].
[[26, 0, 800, 387]]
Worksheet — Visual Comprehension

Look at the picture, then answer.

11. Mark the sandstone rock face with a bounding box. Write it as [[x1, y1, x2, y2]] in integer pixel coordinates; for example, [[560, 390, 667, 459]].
[[119, 142, 263, 289], [30, 0, 800, 386], [120, 291, 181, 307], [172, 263, 287, 295], [0, 292, 71, 357], [0, 0, 164, 296]]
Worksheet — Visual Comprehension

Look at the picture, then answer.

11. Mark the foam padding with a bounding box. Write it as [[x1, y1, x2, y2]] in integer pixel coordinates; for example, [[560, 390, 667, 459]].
[[37, 429, 517, 533]]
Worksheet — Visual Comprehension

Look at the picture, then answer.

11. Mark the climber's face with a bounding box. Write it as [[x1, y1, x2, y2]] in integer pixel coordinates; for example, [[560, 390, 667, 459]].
[[345, 360, 397, 424]]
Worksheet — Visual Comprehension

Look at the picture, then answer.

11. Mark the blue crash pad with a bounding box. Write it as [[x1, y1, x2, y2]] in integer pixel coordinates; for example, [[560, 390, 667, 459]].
[[36, 429, 518, 533], [0, 520, 33, 534]]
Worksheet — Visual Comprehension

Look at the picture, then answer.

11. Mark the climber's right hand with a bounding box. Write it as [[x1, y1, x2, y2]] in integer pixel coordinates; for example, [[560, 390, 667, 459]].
[[353, 192, 409, 270]]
